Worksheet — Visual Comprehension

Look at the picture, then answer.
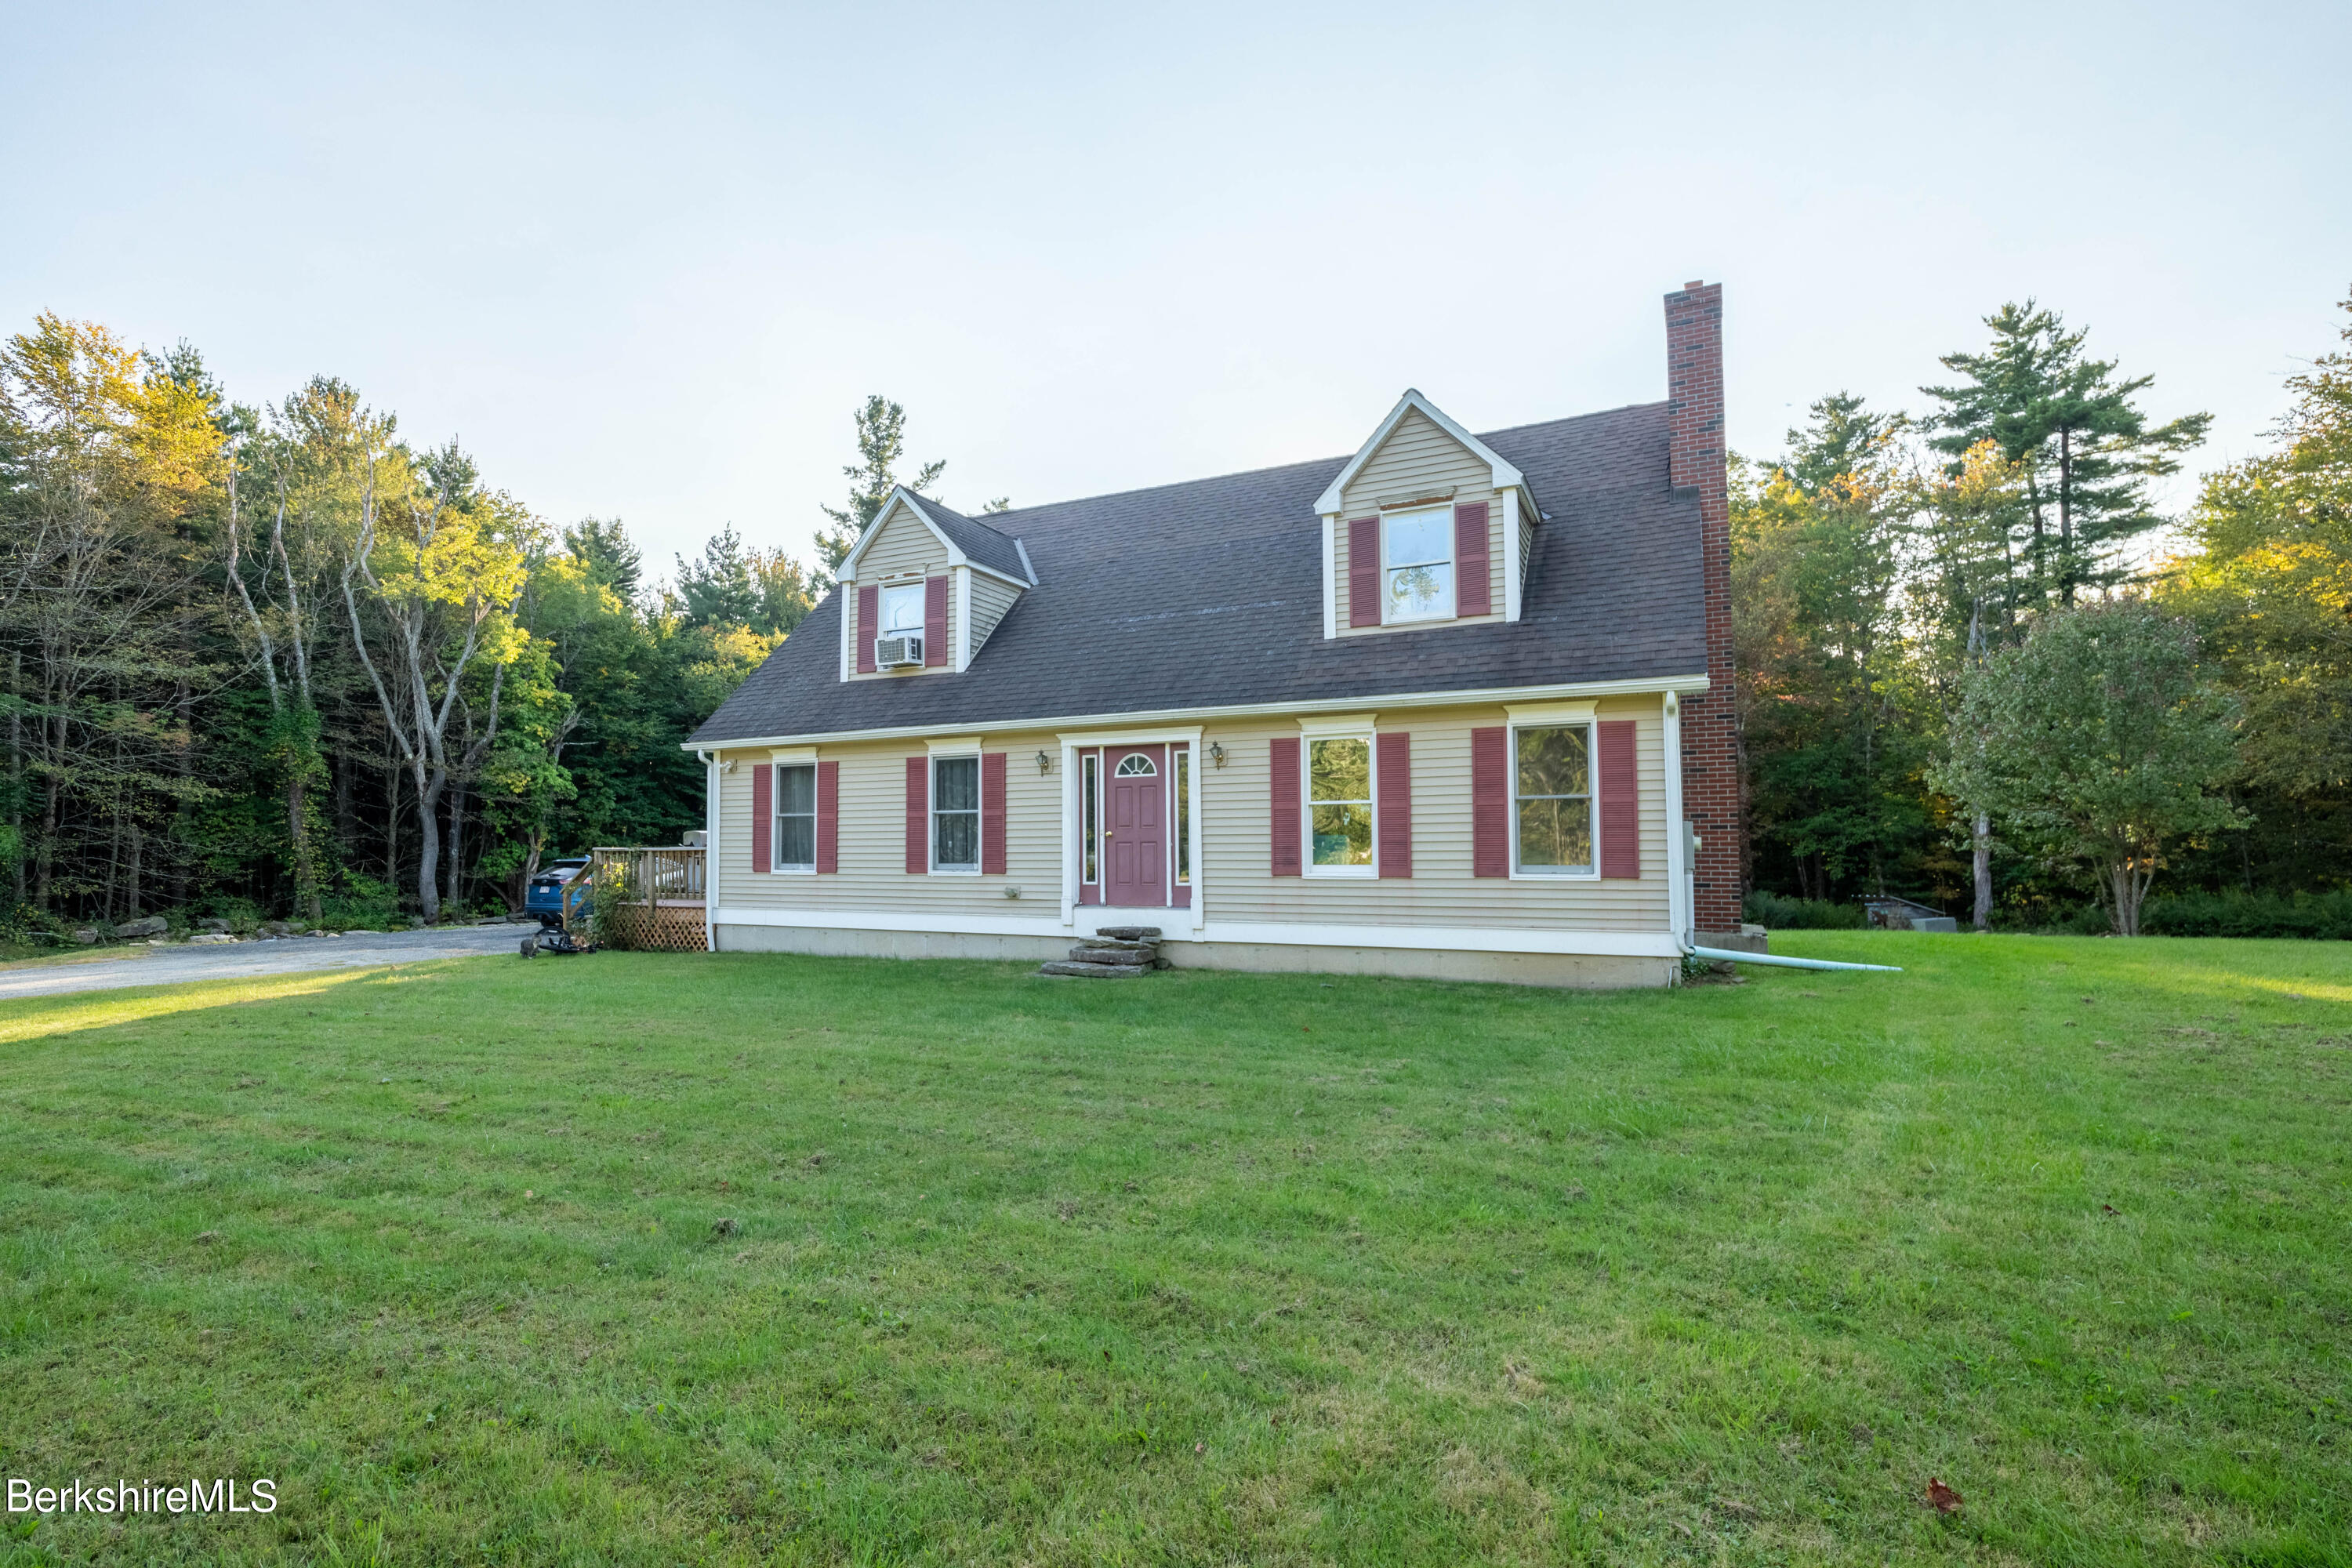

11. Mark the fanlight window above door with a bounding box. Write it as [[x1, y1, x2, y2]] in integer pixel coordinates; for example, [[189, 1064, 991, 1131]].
[[1114, 754, 1157, 776]]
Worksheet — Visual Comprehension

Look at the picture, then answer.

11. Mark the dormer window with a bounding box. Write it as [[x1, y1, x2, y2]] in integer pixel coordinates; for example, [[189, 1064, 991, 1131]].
[[1317, 390, 1535, 636], [1383, 508, 1454, 623]]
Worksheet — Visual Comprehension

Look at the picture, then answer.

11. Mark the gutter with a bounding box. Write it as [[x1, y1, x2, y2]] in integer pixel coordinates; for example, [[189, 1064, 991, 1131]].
[[682, 673, 1714, 753]]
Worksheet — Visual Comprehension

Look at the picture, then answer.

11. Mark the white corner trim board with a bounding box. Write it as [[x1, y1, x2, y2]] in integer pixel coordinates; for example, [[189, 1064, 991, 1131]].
[[711, 906, 1679, 958]]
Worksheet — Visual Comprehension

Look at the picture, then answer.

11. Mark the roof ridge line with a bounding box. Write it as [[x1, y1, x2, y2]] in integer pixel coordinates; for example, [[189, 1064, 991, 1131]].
[[964, 403, 1668, 524]]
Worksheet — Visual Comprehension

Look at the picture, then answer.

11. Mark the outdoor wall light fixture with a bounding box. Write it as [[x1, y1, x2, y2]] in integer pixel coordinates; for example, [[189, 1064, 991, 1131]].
[[1035, 750, 1054, 775], [1208, 742, 1227, 768]]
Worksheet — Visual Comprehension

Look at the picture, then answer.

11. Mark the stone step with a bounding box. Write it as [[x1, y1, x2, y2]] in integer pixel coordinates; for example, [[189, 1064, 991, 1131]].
[[1095, 925, 1163, 942], [1037, 960, 1152, 979], [1066, 945, 1151, 965], [1073, 935, 1158, 953]]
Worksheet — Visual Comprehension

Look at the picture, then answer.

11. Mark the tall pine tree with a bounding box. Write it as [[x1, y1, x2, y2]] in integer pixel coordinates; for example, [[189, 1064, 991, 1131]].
[[814, 396, 946, 577], [1924, 302, 2210, 604]]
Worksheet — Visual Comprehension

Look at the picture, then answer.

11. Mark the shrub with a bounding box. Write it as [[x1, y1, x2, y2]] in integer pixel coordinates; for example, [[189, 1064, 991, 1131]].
[[2138, 890, 2352, 940], [320, 873, 400, 932], [1744, 891, 1866, 930]]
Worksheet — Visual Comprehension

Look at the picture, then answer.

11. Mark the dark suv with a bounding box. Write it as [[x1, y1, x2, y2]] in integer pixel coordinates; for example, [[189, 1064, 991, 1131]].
[[524, 858, 590, 927]]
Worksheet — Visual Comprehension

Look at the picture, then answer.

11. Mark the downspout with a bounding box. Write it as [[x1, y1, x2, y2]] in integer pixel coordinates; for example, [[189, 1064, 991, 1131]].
[[697, 749, 717, 953], [1683, 942, 1902, 973]]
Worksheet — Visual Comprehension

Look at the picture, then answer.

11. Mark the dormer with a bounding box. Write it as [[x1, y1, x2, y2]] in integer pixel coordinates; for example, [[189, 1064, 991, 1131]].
[[1316, 390, 1540, 638], [837, 487, 1036, 681]]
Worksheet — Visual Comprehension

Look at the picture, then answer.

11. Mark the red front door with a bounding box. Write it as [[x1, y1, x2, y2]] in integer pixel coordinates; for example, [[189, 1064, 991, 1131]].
[[1104, 746, 1165, 906]]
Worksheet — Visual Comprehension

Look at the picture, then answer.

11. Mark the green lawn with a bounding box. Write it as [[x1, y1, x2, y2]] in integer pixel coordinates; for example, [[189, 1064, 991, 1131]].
[[0, 936, 2345, 1566]]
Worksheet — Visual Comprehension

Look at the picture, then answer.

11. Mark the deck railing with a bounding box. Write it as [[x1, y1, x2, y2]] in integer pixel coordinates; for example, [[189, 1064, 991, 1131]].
[[568, 845, 706, 951]]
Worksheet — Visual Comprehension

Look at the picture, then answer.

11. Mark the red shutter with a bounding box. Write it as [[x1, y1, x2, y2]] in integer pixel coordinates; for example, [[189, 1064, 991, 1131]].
[[815, 759, 839, 873], [750, 762, 772, 873], [1269, 736, 1301, 876], [1377, 731, 1411, 877], [1472, 726, 1508, 878], [1348, 517, 1380, 628], [1599, 720, 1640, 879], [1454, 502, 1491, 617], [855, 586, 878, 673], [905, 757, 928, 873], [924, 575, 948, 666], [981, 751, 1007, 875]]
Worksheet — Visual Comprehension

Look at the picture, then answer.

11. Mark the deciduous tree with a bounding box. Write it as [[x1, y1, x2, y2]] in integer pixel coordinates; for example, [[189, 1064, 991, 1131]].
[[1935, 601, 2241, 935]]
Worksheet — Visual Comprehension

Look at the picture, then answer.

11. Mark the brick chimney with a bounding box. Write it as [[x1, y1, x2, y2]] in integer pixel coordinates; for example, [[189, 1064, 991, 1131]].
[[1664, 280, 1744, 937]]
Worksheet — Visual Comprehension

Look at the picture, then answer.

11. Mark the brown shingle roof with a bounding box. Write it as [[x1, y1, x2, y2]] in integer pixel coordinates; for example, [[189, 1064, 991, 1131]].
[[691, 400, 1703, 744]]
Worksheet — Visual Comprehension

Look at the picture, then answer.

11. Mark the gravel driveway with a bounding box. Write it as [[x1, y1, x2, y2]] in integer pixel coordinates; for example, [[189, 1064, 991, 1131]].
[[0, 924, 535, 1001]]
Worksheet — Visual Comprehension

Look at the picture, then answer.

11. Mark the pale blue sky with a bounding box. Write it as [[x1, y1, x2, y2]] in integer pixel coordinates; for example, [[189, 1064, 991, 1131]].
[[5, 2, 2344, 576]]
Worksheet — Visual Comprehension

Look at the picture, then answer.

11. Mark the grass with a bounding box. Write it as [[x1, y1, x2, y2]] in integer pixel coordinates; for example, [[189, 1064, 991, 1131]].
[[0, 935, 2346, 1566]]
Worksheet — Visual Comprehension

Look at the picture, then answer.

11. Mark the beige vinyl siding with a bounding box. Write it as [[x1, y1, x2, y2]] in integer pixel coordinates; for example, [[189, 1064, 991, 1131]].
[[1196, 698, 1669, 931], [967, 572, 1022, 660], [714, 731, 1062, 913], [711, 696, 1668, 938], [1333, 408, 1504, 636], [854, 501, 946, 580], [849, 501, 956, 679], [1341, 408, 1491, 506]]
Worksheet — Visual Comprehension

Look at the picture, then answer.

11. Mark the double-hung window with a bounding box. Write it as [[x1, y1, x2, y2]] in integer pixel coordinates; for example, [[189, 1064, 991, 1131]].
[[881, 582, 925, 637], [1307, 735, 1374, 873], [774, 763, 816, 870], [1513, 724, 1594, 875], [932, 755, 980, 871], [1383, 507, 1453, 623]]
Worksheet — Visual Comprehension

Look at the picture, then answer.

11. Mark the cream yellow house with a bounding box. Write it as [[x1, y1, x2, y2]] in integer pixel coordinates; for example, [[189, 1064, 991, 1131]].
[[685, 281, 1744, 986]]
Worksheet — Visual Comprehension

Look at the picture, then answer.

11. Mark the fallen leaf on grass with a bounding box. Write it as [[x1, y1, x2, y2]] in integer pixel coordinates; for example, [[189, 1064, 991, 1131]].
[[2102, 1203, 2121, 1216], [1924, 1477, 1963, 1514]]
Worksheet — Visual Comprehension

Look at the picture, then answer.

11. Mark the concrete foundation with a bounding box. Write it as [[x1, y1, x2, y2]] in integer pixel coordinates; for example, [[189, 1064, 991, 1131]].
[[714, 923, 1676, 989], [716, 924, 1069, 962]]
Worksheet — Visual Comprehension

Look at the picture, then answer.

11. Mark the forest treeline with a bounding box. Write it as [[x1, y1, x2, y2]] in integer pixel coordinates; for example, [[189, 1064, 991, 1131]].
[[2, 294, 2345, 936], [1737, 295, 2350, 927], [0, 318, 950, 932]]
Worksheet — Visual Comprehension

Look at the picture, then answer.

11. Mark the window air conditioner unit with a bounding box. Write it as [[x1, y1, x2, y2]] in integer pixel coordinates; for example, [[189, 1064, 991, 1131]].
[[874, 633, 923, 668]]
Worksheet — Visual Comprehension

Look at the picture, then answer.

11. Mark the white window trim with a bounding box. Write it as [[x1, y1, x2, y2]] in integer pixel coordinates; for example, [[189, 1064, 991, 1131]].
[[928, 752, 982, 875], [1296, 711, 1377, 738], [1507, 720, 1599, 880], [1380, 505, 1455, 626], [771, 760, 819, 874], [1301, 729, 1378, 879]]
